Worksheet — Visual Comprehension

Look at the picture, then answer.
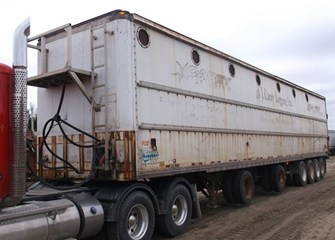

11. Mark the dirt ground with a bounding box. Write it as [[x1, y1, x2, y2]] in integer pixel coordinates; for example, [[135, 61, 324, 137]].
[[155, 156, 335, 240]]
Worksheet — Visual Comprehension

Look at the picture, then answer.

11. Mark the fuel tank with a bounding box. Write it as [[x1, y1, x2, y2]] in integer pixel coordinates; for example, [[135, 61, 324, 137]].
[[0, 63, 12, 204], [0, 192, 104, 239]]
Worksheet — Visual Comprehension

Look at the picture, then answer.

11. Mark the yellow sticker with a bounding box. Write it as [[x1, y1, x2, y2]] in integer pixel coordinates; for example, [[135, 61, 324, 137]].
[[159, 161, 166, 169]]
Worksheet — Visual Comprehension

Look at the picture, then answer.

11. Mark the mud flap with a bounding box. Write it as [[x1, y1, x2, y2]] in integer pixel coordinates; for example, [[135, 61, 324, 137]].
[[191, 184, 202, 219]]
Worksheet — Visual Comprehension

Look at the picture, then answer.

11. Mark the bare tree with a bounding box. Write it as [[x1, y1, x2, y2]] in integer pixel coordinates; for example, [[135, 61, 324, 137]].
[[27, 102, 37, 131]]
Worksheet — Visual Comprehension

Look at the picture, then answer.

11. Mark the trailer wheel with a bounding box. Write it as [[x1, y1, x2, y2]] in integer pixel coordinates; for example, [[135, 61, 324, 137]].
[[270, 165, 286, 192], [156, 184, 192, 237], [223, 172, 236, 204], [313, 159, 321, 182], [293, 161, 307, 187], [233, 170, 254, 205], [107, 191, 155, 240], [260, 167, 272, 192], [306, 160, 315, 184], [319, 158, 326, 178]]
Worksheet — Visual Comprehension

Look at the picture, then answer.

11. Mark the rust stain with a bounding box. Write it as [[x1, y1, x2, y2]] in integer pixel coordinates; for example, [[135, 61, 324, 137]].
[[130, 131, 136, 180], [35, 131, 137, 181], [124, 132, 130, 180], [120, 131, 137, 181]]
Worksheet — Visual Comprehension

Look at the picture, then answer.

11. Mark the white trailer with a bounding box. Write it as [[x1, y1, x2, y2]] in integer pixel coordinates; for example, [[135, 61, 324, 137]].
[[25, 10, 328, 239], [329, 130, 335, 155]]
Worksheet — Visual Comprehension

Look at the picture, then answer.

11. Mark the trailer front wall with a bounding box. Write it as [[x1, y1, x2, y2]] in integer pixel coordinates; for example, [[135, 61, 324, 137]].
[[37, 18, 135, 134], [35, 17, 137, 180]]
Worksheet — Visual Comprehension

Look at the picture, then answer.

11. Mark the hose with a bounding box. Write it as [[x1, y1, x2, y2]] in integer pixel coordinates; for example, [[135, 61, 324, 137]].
[[35, 80, 104, 190]]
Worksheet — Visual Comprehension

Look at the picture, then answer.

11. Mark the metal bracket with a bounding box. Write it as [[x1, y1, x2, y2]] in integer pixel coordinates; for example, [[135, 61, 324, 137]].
[[68, 71, 100, 112]]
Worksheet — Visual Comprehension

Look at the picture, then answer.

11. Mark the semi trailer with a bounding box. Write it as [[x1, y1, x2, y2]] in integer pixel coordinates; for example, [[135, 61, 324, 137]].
[[0, 10, 329, 240], [329, 130, 335, 155]]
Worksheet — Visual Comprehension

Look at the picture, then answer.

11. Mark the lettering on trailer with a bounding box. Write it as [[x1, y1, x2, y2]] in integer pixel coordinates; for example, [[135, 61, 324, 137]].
[[307, 103, 322, 115], [256, 87, 293, 107], [141, 150, 159, 163], [172, 61, 232, 91], [141, 140, 160, 165]]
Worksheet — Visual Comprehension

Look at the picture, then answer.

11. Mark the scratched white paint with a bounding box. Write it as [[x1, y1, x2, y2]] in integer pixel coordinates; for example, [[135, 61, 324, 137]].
[[32, 12, 328, 177]]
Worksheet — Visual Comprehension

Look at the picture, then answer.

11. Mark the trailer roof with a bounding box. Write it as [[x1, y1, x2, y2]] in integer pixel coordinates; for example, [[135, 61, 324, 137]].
[[29, 9, 325, 100]]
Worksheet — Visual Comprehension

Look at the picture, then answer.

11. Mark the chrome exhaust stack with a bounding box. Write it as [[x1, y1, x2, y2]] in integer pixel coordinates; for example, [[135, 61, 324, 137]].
[[13, 18, 30, 67], [3, 18, 30, 207]]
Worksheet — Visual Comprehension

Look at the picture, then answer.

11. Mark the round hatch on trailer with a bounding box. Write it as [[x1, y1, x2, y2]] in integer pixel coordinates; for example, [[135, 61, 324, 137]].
[[137, 27, 150, 48], [191, 49, 200, 65]]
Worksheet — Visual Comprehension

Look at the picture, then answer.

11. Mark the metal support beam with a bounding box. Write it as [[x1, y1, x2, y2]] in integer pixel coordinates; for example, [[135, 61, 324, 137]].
[[65, 26, 72, 67], [68, 71, 100, 112], [27, 44, 41, 51]]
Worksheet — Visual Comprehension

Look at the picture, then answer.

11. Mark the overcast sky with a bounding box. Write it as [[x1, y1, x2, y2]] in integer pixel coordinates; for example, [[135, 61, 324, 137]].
[[1, 0, 334, 129]]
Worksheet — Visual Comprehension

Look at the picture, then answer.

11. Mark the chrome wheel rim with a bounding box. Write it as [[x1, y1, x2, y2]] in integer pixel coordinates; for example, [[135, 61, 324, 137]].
[[315, 161, 321, 178], [171, 195, 188, 226], [310, 164, 315, 180], [320, 161, 325, 175], [301, 164, 307, 182], [127, 204, 149, 240]]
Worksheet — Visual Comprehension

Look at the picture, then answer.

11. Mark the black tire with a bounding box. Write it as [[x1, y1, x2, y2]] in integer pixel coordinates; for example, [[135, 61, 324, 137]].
[[293, 161, 307, 187], [106, 191, 155, 240], [306, 160, 315, 184], [260, 167, 272, 192], [313, 159, 321, 182], [270, 165, 286, 192], [319, 158, 326, 179], [223, 172, 236, 204], [156, 184, 192, 237], [233, 170, 254, 205]]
